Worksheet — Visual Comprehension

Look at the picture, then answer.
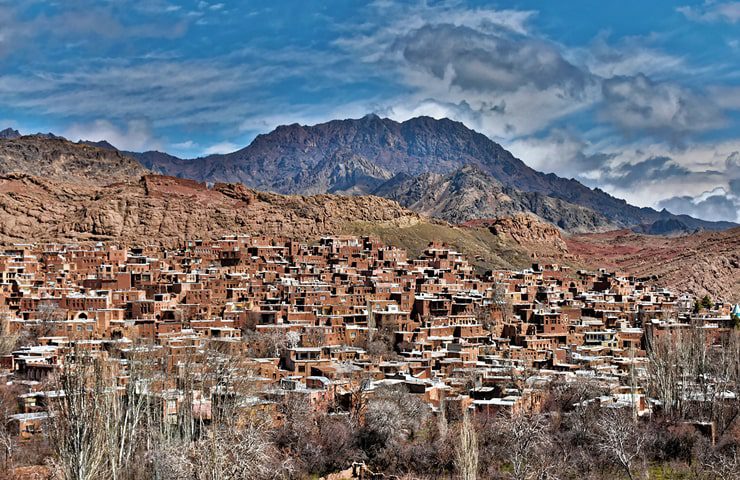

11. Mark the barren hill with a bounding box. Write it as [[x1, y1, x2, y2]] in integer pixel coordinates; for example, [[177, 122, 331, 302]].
[[0, 135, 150, 185], [567, 228, 740, 303], [0, 172, 574, 270]]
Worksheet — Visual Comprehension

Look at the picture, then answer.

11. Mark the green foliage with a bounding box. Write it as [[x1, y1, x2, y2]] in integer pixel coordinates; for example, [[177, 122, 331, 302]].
[[648, 464, 692, 479], [699, 295, 713, 310]]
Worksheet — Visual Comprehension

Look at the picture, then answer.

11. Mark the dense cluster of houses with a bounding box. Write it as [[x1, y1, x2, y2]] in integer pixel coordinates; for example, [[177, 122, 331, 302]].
[[1, 235, 737, 442]]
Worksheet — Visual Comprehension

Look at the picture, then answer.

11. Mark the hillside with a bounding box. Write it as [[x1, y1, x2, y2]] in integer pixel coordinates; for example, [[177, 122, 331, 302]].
[[567, 228, 740, 303], [0, 135, 150, 185]]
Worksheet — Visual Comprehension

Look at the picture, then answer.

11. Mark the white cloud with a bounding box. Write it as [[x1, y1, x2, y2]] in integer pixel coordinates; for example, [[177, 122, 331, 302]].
[[708, 85, 740, 109], [506, 130, 614, 178], [171, 140, 196, 150], [342, 20, 601, 139], [335, 4, 723, 143], [568, 35, 686, 78], [65, 119, 160, 151], [0, 59, 281, 129], [202, 141, 240, 155], [678, 2, 740, 23], [658, 187, 740, 222], [589, 142, 740, 210]]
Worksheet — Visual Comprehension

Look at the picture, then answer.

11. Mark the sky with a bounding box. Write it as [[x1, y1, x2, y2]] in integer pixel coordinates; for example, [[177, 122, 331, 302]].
[[1, 0, 739, 222]]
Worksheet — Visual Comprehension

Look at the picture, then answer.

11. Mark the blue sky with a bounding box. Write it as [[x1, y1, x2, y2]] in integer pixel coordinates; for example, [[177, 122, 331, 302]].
[[1, 0, 739, 222]]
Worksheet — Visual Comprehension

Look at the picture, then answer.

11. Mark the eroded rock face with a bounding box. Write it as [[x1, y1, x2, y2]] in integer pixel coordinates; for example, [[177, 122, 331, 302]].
[[0, 174, 422, 246], [0, 136, 150, 185], [464, 214, 570, 256]]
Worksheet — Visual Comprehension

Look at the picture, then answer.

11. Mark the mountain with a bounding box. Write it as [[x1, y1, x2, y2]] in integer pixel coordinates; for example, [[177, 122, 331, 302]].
[[134, 115, 735, 233], [0, 135, 150, 185], [372, 164, 613, 231], [632, 218, 697, 235], [124, 150, 190, 176], [3, 116, 734, 233], [81, 139, 118, 151], [0, 128, 21, 140]]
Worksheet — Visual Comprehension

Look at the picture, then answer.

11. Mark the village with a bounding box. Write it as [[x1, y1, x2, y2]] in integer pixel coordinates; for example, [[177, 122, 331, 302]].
[[0, 235, 738, 478]]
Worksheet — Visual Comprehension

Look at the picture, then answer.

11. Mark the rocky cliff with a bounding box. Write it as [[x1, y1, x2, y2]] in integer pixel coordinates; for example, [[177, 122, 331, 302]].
[[0, 174, 422, 245], [463, 214, 570, 262], [0, 172, 578, 272]]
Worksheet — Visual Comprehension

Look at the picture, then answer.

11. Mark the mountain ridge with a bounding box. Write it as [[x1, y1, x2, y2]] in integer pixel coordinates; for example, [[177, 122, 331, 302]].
[[371, 164, 614, 231], [123, 115, 735, 233]]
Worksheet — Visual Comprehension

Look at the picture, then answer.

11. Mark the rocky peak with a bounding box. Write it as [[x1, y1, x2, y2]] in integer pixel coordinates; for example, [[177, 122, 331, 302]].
[[0, 128, 21, 140], [81, 140, 118, 150]]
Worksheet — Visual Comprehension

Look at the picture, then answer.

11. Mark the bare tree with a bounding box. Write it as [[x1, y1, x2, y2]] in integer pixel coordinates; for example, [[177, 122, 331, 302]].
[[46, 354, 109, 480], [0, 389, 13, 473], [494, 412, 555, 480], [363, 385, 429, 448], [697, 441, 739, 480], [594, 409, 647, 480], [191, 420, 274, 480], [141, 340, 280, 479], [103, 348, 157, 480], [148, 442, 194, 480], [242, 329, 294, 358], [0, 312, 19, 356], [455, 410, 478, 480], [646, 327, 740, 433]]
